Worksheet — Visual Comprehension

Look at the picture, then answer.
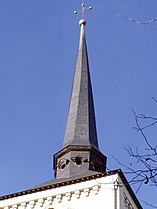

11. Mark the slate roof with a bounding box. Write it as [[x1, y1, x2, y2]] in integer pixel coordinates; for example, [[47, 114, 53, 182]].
[[62, 20, 99, 149]]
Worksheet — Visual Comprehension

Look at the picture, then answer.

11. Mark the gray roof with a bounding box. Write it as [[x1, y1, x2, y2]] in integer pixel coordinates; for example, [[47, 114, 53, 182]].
[[62, 21, 98, 149]]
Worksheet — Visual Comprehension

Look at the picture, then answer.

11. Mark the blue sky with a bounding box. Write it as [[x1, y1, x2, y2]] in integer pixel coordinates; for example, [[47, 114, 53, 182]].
[[0, 0, 157, 208]]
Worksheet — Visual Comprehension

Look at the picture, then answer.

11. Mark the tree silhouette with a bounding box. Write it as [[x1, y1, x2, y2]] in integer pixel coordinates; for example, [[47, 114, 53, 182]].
[[115, 97, 157, 208]]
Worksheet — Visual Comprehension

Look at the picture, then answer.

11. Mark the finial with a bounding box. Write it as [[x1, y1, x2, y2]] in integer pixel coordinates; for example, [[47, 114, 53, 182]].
[[74, 0, 92, 24], [79, 19, 86, 26]]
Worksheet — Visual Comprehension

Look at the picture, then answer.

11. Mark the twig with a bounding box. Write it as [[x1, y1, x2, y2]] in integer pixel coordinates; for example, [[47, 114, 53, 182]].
[[140, 200, 157, 208], [117, 15, 157, 25]]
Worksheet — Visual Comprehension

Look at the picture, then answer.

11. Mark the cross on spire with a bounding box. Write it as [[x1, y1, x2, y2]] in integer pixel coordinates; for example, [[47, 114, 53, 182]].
[[74, 0, 92, 19]]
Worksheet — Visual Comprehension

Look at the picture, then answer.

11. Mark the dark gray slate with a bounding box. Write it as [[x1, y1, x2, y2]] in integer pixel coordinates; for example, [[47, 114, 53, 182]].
[[63, 23, 98, 148]]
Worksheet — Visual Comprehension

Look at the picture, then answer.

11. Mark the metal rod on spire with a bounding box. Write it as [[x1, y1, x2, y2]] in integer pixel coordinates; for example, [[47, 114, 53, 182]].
[[74, 0, 92, 18]]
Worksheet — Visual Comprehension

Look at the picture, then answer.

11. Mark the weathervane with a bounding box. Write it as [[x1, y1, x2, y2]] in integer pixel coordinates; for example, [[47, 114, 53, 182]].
[[74, 0, 92, 19]]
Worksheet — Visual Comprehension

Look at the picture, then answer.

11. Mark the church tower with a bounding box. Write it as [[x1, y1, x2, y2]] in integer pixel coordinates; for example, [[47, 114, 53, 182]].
[[0, 2, 143, 209], [53, 17, 107, 179]]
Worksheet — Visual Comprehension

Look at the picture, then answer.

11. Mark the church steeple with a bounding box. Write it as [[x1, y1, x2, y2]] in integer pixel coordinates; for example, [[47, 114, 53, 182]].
[[53, 16, 107, 179], [63, 19, 98, 149]]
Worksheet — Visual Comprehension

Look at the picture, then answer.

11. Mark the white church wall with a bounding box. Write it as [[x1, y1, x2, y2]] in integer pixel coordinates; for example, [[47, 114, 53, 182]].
[[0, 174, 119, 209]]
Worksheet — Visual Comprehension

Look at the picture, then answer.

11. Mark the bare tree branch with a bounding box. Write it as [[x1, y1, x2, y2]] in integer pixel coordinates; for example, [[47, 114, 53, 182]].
[[117, 15, 157, 25], [131, 108, 156, 152], [152, 96, 157, 104], [114, 98, 157, 208], [140, 200, 157, 209]]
